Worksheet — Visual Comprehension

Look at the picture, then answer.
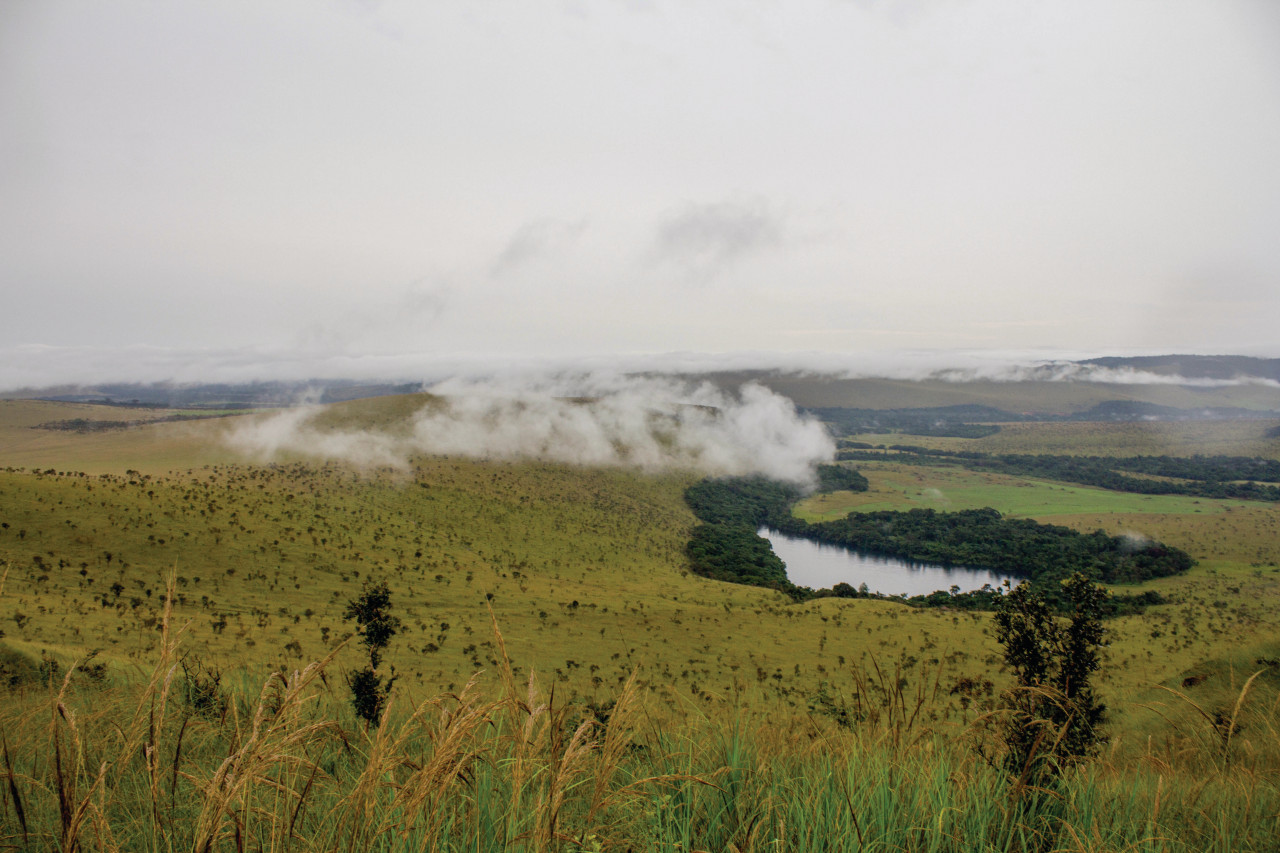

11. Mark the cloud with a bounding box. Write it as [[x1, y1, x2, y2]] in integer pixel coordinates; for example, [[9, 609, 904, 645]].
[[838, 0, 938, 28], [490, 218, 588, 277], [1118, 531, 1153, 554], [931, 362, 1280, 389], [651, 197, 783, 277], [4, 345, 1279, 394], [226, 374, 836, 484], [293, 279, 454, 353], [225, 404, 409, 469]]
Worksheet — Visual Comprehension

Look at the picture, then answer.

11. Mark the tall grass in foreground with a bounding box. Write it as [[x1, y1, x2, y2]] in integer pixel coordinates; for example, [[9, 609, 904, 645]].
[[2, 598, 1278, 851]]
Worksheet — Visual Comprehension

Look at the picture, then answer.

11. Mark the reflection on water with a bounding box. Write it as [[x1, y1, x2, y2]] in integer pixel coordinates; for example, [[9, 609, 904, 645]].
[[758, 527, 1015, 597]]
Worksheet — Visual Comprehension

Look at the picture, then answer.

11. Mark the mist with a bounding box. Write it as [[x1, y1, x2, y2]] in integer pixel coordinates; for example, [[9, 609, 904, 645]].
[[6, 345, 1279, 395], [226, 375, 835, 484]]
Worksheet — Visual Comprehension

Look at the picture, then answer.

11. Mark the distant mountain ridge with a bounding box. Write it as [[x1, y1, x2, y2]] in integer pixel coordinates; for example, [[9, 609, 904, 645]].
[[6, 380, 424, 409], [5, 355, 1279, 415], [1079, 355, 1280, 382]]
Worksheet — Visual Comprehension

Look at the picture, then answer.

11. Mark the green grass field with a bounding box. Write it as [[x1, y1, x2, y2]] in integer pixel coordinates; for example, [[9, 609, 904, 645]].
[[0, 459, 1005, 717], [755, 375, 1280, 413], [796, 463, 1261, 519], [4, 394, 1280, 849], [842, 418, 1280, 459], [3, 397, 1277, 721], [6, 616, 1276, 852]]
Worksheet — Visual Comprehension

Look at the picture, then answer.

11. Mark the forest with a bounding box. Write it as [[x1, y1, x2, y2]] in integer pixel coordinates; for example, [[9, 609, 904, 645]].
[[838, 447, 1280, 501], [684, 473, 1193, 609], [803, 508, 1193, 586], [804, 405, 1007, 438]]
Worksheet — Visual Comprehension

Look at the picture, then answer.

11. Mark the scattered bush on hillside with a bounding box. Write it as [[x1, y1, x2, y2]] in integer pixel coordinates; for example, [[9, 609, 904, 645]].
[[180, 655, 226, 719], [0, 644, 40, 690]]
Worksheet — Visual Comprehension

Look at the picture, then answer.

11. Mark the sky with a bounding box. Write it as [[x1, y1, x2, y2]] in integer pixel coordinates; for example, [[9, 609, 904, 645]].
[[2, 0, 1279, 390]]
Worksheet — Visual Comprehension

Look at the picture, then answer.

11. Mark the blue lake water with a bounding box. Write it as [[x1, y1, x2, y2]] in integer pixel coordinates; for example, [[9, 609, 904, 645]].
[[758, 527, 1015, 597]]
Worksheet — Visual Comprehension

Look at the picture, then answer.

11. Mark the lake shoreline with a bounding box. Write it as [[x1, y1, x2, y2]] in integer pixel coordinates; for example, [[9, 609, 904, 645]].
[[758, 526, 1015, 597]]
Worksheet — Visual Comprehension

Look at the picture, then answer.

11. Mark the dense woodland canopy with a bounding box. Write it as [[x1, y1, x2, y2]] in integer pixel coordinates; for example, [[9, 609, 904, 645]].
[[808, 397, 1280, 439], [805, 406, 1006, 438], [803, 507, 1193, 586], [838, 447, 1280, 502], [684, 471, 1192, 610]]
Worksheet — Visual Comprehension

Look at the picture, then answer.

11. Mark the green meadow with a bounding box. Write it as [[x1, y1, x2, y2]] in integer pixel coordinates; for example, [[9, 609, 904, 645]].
[[795, 463, 1258, 520], [3, 395, 1280, 849], [839, 418, 1280, 460], [0, 456, 1000, 713], [756, 375, 1280, 415]]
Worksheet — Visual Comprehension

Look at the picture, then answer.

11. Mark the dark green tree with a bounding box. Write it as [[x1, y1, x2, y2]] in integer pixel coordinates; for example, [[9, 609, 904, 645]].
[[343, 580, 401, 725], [1054, 573, 1108, 758], [992, 573, 1108, 784]]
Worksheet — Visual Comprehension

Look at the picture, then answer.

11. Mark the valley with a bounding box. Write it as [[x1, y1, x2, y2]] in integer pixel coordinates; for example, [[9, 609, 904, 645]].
[[3, 377, 1280, 850]]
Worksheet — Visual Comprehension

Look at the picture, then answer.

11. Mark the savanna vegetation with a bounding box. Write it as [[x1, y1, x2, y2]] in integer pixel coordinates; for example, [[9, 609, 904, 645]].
[[3, 395, 1280, 849], [805, 405, 1007, 438], [32, 412, 239, 432], [838, 447, 1280, 501], [3, 588, 1279, 851], [808, 400, 1279, 442]]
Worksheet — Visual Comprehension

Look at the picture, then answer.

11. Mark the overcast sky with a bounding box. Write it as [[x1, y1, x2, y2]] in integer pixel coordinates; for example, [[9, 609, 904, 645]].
[[2, 0, 1279, 389]]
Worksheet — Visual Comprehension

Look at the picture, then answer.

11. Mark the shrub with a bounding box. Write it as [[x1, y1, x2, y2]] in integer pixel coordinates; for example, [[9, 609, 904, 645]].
[[0, 644, 40, 690], [343, 580, 401, 725], [992, 573, 1108, 784]]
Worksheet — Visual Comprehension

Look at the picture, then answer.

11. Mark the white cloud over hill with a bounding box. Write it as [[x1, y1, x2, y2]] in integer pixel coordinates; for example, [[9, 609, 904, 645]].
[[227, 376, 835, 484]]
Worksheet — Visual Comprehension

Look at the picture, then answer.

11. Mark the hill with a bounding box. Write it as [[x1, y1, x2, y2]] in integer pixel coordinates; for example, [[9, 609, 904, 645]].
[[733, 373, 1280, 413], [3, 387, 1280, 849], [8, 353, 1280, 420], [2, 392, 1276, 703], [1080, 354, 1280, 382]]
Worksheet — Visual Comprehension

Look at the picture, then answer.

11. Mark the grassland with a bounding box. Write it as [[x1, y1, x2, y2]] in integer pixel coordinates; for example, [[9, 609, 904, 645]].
[[5, 609, 1276, 851], [842, 418, 1280, 459], [0, 459, 1004, 716], [3, 397, 1278, 714], [0, 400, 250, 474], [749, 375, 1280, 413], [4, 394, 1280, 849], [795, 463, 1262, 520]]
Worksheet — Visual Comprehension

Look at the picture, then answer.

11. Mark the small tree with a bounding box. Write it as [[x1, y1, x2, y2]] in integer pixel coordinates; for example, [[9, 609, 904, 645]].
[[992, 572, 1108, 784], [343, 580, 401, 725]]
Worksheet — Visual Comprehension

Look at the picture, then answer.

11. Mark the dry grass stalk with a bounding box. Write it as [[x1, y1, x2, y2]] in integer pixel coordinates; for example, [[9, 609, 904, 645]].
[[187, 647, 344, 852], [582, 669, 641, 830], [386, 673, 502, 845], [1145, 668, 1268, 771]]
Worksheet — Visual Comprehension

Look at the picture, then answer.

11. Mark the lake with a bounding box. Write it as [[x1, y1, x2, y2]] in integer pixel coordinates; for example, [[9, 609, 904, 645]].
[[758, 527, 1015, 597]]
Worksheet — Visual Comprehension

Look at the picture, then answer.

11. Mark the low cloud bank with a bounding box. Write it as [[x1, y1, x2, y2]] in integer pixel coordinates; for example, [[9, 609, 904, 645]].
[[227, 376, 835, 484], [926, 361, 1280, 388], [5, 345, 1280, 393]]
